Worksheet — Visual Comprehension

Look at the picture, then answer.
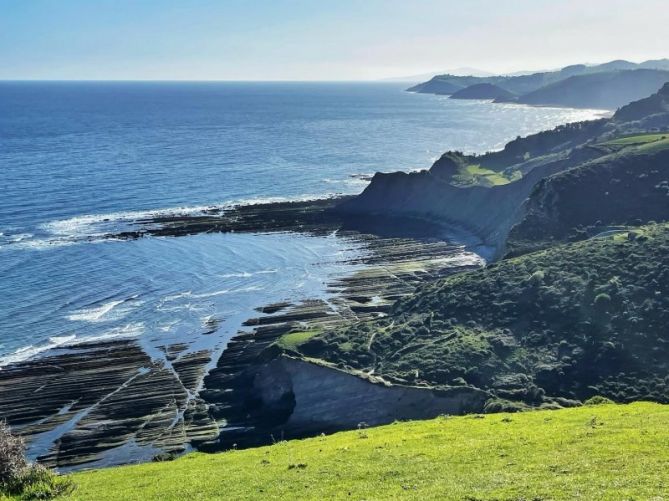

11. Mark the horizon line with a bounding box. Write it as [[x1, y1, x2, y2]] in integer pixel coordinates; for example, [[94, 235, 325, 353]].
[[0, 78, 397, 83]]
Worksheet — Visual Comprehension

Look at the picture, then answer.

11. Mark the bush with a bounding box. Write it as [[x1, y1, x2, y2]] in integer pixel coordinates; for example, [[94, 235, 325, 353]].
[[0, 421, 73, 499], [584, 395, 615, 406], [594, 293, 611, 306], [0, 421, 28, 487], [483, 398, 527, 413]]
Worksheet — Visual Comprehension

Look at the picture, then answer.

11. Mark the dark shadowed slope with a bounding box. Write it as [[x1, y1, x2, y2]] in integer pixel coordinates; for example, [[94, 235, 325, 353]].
[[450, 83, 515, 100], [515, 69, 669, 109]]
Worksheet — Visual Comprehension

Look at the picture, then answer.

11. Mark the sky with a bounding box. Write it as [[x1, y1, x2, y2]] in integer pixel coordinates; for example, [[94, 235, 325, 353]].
[[1, 0, 668, 81]]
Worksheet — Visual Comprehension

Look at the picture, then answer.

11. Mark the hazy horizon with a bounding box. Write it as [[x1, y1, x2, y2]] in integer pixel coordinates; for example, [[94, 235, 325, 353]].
[[1, 0, 668, 81]]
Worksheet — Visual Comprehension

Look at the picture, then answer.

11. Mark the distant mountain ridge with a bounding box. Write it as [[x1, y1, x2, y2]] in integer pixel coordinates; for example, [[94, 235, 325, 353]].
[[408, 59, 669, 109], [510, 69, 669, 109], [450, 83, 515, 101]]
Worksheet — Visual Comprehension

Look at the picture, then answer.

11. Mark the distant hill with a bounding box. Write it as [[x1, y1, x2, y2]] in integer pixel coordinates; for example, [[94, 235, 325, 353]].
[[614, 82, 669, 121], [514, 69, 669, 109], [450, 83, 515, 101], [408, 59, 669, 109], [381, 67, 494, 82]]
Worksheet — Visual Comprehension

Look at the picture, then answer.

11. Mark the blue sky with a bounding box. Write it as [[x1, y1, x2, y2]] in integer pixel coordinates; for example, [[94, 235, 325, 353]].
[[1, 0, 667, 80]]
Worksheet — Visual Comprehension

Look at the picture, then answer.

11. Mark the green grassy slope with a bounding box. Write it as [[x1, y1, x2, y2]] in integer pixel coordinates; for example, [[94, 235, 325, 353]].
[[46, 403, 669, 500], [297, 222, 669, 409]]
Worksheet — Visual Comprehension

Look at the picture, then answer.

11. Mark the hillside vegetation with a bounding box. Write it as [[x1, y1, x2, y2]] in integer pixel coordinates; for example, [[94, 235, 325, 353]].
[[506, 136, 669, 256], [296, 222, 669, 410], [17, 403, 665, 500]]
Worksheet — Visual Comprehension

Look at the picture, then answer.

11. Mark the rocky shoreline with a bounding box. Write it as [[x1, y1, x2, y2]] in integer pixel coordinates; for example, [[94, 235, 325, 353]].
[[0, 198, 487, 470]]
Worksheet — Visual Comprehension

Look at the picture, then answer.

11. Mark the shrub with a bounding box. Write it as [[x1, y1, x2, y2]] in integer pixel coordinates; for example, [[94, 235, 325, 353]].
[[483, 398, 527, 413], [594, 293, 611, 306], [0, 421, 28, 487], [529, 270, 545, 285], [0, 421, 73, 499], [584, 395, 615, 406]]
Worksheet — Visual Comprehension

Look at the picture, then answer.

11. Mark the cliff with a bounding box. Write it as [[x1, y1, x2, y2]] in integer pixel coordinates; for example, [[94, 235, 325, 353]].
[[207, 355, 488, 449], [335, 145, 603, 257], [450, 83, 515, 101], [336, 83, 669, 256], [252, 356, 487, 434]]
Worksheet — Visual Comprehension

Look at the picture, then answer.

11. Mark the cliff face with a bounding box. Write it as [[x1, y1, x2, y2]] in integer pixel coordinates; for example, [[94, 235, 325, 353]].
[[249, 357, 488, 436], [335, 147, 602, 258], [336, 83, 669, 258]]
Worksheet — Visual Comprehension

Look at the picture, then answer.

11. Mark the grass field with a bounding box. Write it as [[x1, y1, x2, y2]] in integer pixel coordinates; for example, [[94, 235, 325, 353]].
[[599, 133, 668, 146], [597, 133, 669, 154], [452, 164, 520, 187], [30, 402, 669, 500], [275, 330, 320, 350]]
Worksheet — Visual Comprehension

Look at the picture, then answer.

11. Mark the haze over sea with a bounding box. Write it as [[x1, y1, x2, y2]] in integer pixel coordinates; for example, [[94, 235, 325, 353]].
[[0, 81, 602, 365]]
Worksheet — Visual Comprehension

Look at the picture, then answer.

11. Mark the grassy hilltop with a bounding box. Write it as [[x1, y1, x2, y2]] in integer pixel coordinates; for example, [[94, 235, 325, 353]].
[[28, 402, 667, 500]]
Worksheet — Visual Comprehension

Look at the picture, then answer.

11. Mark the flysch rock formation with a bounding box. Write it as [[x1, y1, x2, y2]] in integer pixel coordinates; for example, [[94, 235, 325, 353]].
[[0, 200, 485, 469]]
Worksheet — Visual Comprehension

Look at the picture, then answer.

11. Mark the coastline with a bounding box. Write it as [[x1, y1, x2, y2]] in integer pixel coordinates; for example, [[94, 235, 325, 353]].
[[0, 197, 489, 469], [0, 85, 613, 472]]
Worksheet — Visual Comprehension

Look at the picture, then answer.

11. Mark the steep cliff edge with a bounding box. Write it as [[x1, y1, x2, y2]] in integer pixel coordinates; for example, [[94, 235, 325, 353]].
[[335, 84, 669, 258], [208, 356, 487, 449], [256, 357, 487, 433], [335, 145, 603, 258]]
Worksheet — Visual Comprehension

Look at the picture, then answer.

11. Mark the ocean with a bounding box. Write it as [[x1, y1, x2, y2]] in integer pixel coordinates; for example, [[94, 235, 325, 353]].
[[0, 81, 602, 365]]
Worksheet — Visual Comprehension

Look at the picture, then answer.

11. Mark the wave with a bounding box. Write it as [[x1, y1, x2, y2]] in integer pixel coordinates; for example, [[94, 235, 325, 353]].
[[163, 284, 263, 302], [0, 335, 77, 367], [218, 269, 277, 279], [65, 296, 141, 323], [0, 323, 144, 367], [66, 299, 126, 322], [3, 193, 344, 252]]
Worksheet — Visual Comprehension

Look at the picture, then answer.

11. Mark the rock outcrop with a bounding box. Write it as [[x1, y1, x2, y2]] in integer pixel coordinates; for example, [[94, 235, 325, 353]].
[[247, 356, 488, 437], [335, 146, 603, 258]]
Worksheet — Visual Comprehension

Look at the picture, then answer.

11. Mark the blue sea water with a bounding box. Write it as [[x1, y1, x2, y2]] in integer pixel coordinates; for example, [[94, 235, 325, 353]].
[[0, 81, 603, 364]]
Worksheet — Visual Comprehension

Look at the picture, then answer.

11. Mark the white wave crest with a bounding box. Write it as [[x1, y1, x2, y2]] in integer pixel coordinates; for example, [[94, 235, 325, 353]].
[[0, 322, 145, 368], [218, 269, 277, 279], [65, 296, 141, 323], [29, 193, 340, 249]]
